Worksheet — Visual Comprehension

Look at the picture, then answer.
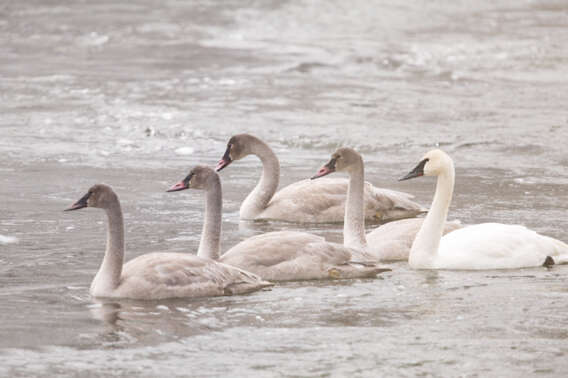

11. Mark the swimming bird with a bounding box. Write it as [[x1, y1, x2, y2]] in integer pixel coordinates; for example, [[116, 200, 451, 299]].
[[65, 183, 271, 300], [168, 167, 389, 281], [399, 149, 568, 269], [215, 134, 425, 223], [312, 147, 461, 261]]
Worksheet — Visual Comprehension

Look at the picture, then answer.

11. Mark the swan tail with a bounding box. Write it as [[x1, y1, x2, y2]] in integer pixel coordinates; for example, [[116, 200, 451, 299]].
[[328, 264, 391, 279], [223, 279, 274, 295], [543, 236, 568, 265]]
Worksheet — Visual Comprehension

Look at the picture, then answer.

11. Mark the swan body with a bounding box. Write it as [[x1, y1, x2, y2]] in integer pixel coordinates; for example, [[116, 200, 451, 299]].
[[422, 223, 568, 269], [66, 181, 271, 300], [95, 252, 267, 299], [216, 134, 425, 223], [220, 231, 386, 281], [401, 149, 568, 270], [256, 177, 423, 223], [168, 166, 389, 281], [312, 147, 461, 262]]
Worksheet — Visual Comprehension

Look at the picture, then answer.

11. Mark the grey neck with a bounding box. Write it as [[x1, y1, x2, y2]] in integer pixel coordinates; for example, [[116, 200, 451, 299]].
[[240, 139, 280, 219], [93, 201, 124, 292], [343, 159, 368, 250], [197, 174, 222, 260]]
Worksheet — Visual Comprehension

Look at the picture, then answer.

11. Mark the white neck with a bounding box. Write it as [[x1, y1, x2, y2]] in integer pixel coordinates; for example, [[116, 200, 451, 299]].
[[240, 139, 280, 219], [197, 174, 222, 260], [409, 160, 455, 268], [343, 158, 368, 251], [91, 201, 124, 295]]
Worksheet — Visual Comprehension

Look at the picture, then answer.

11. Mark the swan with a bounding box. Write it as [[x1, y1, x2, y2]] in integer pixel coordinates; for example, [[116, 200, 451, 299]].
[[215, 133, 426, 223], [168, 166, 389, 281], [65, 182, 272, 300], [312, 147, 461, 261], [399, 149, 568, 269]]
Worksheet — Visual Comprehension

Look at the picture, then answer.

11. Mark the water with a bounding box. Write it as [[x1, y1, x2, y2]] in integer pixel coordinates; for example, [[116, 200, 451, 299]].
[[1, 0, 568, 376]]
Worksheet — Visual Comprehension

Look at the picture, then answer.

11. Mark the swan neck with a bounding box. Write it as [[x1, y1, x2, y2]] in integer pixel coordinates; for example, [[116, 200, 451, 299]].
[[410, 162, 455, 267], [344, 161, 367, 250], [240, 139, 280, 219], [197, 174, 222, 260], [93, 201, 124, 293]]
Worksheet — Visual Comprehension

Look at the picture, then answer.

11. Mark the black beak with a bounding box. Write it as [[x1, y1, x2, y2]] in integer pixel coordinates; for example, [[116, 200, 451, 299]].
[[311, 157, 337, 180], [215, 145, 232, 172], [167, 172, 193, 192], [399, 158, 429, 181], [64, 191, 90, 211]]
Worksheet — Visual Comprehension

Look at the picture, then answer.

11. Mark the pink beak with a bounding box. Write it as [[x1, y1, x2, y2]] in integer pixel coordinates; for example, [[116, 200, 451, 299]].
[[167, 181, 188, 192], [215, 158, 231, 172], [311, 165, 334, 179]]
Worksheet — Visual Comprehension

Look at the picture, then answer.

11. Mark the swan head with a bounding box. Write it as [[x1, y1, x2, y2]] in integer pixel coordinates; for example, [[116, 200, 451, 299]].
[[167, 166, 219, 192], [399, 149, 451, 181], [216, 134, 257, 172], [311, 147, 362, 179], [65, 184, 118, 211]]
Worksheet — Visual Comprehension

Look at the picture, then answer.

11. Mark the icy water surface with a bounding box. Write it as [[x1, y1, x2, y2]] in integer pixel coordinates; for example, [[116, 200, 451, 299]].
[[1, 0, 568, 376]]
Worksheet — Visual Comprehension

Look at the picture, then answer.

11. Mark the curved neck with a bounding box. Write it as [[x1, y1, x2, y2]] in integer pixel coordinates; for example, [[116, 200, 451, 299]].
[[344, 159, 368, 250], [93, 201, 124, 293], [197, 174, 222, 260], [240, 139, 280, 219], [409, 161, 455, 267]]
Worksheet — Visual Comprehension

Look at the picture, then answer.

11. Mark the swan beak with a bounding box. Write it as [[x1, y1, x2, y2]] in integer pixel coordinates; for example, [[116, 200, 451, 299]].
[[166, 173, 193, 192], [64, 192, 90, 211], [215, 145, 232, 172], [215, 158, 231, 172], [399, 158, 428, 181], [311, 158, 336, 179]]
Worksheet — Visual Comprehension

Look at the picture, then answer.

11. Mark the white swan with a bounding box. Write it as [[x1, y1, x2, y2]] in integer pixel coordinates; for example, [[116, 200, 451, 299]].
[[65, 181, 271, 300], [312, 147, 461, 261], [399, 149, 568, 269], [215, 134, 425, 223], [168, 167, 389, 282]]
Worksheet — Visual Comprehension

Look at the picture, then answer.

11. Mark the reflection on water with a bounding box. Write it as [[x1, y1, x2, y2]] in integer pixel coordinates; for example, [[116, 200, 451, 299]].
[[1, 0, 568, 376]]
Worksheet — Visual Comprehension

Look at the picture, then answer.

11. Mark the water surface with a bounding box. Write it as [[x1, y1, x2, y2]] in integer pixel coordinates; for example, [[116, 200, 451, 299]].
[[1, 0, 568, 376]]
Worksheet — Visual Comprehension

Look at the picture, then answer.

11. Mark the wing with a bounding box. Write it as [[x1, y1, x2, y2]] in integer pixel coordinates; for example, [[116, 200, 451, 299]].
[[221, 231, 326, 269], [220, 231, 379, 281], [117, 253, 270, 299], [262, 178, 425, 223]]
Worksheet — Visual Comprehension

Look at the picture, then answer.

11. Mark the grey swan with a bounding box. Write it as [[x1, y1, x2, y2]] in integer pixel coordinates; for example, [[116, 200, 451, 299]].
[[65, 183, 272, 300], [168, 166, 390, 281], [215, 134, 426, 223], [312, 147, 462, 261]]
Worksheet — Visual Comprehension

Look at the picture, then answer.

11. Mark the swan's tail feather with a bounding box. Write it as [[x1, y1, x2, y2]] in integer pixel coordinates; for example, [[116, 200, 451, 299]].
[[542, 236, 568, 265], [328, 264, 391, 279], [224, 279, 274, 295], [543, 256, 555, 267]]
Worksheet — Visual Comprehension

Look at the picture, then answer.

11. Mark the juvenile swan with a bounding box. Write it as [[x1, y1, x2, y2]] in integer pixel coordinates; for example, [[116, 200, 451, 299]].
[[312, 147, 461, 261], [400, 149, 568, 269], [65, 182, 271, 300], [168, 167, 389, 282], [215, 134, 425, 223]]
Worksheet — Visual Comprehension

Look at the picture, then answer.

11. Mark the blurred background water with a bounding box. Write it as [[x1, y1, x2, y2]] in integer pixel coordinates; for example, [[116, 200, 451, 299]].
[[1, 0, 568, 376]]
